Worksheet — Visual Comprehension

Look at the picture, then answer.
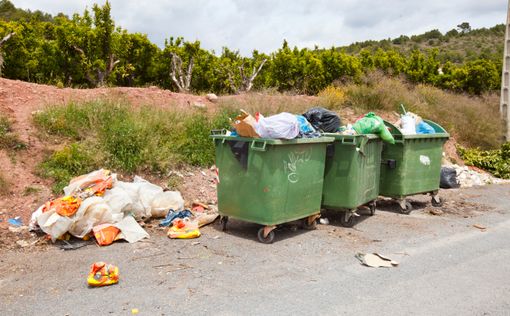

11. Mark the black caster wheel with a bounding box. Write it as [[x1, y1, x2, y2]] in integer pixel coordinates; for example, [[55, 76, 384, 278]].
[[431, 196, 444, 207], [257, 228, 275, 244], [339, 211, 355, 227], [400, 201, 412, 214], [219, 216, 228, 231], [369, 202, 376, 216], [302, 218, 317, 230]]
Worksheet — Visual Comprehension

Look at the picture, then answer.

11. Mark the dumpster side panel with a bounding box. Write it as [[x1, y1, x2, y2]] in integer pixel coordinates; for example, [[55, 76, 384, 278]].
[[322, 137, 382, 209], [379, 138, 446, 197], [215, 139, 326, 225]]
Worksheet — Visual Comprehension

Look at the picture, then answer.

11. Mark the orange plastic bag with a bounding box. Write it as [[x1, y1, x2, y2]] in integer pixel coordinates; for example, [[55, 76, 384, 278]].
[[43, 196, 82, 217], [93, 224, 120, 246], [87, 262, 119, 287]]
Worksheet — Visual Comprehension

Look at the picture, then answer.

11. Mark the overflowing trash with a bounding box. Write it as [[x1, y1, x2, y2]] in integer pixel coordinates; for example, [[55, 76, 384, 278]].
[[302, 107, 341, 133], [29, 169, 217, 247], [87, 261, 119, 287], [351, 112, 395, 143]]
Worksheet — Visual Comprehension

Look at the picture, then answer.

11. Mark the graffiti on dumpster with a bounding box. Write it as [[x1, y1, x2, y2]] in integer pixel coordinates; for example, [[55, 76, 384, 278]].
[[284, 148, 312, 183]]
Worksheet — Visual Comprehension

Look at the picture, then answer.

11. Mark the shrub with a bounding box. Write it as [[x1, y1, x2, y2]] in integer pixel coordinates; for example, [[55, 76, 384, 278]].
[[458, 143, 510, 179], [317, 86, 346, 109]]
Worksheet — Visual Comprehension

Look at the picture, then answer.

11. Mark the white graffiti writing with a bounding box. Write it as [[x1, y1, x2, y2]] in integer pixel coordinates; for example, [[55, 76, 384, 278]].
[[284, 148, 312, 183]]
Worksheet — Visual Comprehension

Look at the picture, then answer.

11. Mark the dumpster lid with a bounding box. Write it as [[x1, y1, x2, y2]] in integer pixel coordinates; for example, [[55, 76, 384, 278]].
[[210, 133, 334, 145], [322, 133, 380, 140], [383, 120, 449, 140]]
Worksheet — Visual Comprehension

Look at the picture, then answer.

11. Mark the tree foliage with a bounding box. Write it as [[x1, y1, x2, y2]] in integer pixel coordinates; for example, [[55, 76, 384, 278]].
[[0, 1, 503, 95]]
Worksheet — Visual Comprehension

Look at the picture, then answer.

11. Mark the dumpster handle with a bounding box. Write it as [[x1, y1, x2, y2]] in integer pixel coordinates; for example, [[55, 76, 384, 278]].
[[393, 135, 404, 143], [251, 141, 267, 152], [341, 137, 355, 144], [211, 129, 227, 135]]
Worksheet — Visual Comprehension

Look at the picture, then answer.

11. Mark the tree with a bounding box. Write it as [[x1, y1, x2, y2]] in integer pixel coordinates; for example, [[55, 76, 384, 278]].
[[457, 22, 471, 34], [0, 31, 14, 75]]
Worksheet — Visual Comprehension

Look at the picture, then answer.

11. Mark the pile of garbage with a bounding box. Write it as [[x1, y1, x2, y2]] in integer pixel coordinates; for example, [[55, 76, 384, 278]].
[[29, 169, 218, 246], [441, 164, 509, 188]]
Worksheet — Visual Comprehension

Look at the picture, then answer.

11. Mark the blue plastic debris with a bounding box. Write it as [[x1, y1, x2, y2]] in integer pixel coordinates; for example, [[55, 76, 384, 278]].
[[7, 217, 22, 226]]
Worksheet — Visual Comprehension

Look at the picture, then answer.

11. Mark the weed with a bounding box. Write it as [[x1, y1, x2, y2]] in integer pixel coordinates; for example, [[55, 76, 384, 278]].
[[0, 171, 9, 195], [318, 86, 346, 109], [166, 174, 182, 190], [0, 116, 27, 150], [23, 186, 41, 196], [38, 143, 99, 193]]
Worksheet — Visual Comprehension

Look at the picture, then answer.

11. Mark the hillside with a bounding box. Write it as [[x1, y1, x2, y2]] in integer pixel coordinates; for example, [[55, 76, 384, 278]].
[[341, 24, 505, 64]]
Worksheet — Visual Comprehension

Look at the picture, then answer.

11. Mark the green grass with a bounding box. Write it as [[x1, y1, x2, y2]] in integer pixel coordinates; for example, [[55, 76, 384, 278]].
[[0, 115, 27, 150], [338, 72, 502, 149], [34, 100, 233, 192]]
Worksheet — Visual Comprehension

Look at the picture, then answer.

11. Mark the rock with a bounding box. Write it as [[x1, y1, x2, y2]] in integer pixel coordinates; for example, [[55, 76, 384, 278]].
[[193, 102, 206, 109], [428, 209, 443, 216], [206, 93, 218, 102], [16, 240, 30, 247]]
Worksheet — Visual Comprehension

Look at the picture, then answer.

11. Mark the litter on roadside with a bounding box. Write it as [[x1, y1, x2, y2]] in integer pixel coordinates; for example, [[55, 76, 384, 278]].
[[473, 224, 487, 231], [8, 217, 22, 226], [355, 252, 399, 268], [87, 261, 119, 287]]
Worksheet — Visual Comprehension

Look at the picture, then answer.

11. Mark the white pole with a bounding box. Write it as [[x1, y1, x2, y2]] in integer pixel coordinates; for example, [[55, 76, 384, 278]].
[[500, 0, 510, 142]]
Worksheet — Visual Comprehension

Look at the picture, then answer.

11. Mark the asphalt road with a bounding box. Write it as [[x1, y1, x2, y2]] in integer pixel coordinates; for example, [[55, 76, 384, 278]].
[[1, 184, 509, 316]]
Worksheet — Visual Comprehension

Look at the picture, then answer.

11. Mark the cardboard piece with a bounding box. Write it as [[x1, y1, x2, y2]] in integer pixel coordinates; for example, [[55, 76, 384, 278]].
[[232, 110, 260, 138]]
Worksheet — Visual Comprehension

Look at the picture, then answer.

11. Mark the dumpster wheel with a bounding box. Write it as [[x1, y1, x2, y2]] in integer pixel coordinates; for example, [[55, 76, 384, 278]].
[[399, 200, 413, 214], [302, 214, 320, 230], [339, 211, 356, 227], [220, 216, 229, 231], [368, 201, 376, 216], [257, 227, 276, 244], [431, 195, 444, 207]]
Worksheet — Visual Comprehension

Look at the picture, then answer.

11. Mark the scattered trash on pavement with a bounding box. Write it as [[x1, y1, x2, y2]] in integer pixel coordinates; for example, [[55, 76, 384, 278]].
[[319, 218, 330, 225], [473, 224, 487, 231], [167, 218, 201, 239], [87, 262, 119, 287], [356, 252, 399, 268], [7, 217, 22, 226]]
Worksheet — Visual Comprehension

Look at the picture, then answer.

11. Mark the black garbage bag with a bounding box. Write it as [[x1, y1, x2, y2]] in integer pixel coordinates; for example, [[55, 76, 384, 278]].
[[302, 107, 341, 133], [440, 166, 460, 189]]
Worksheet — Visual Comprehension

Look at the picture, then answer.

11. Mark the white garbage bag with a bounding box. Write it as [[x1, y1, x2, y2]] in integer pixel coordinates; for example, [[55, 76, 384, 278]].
[[36, 208, 73, 242], [255, 112, 300, 139], [67, 196, 114, 238], [150, 191, 185, 218]]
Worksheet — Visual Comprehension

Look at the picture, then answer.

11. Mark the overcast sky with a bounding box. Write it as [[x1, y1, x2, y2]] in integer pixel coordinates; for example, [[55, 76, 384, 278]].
[[11, 0, 507, 55]]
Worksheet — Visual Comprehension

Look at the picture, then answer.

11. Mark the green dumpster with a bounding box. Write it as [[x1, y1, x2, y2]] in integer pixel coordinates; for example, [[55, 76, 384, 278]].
[[321, 134, 383, 227], [211, 133, 334, 243], [379, 120, 449, 213]]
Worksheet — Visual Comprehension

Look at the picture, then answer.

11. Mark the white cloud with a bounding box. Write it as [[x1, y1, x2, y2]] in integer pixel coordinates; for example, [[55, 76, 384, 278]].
[[10, 0, 507, 55]]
